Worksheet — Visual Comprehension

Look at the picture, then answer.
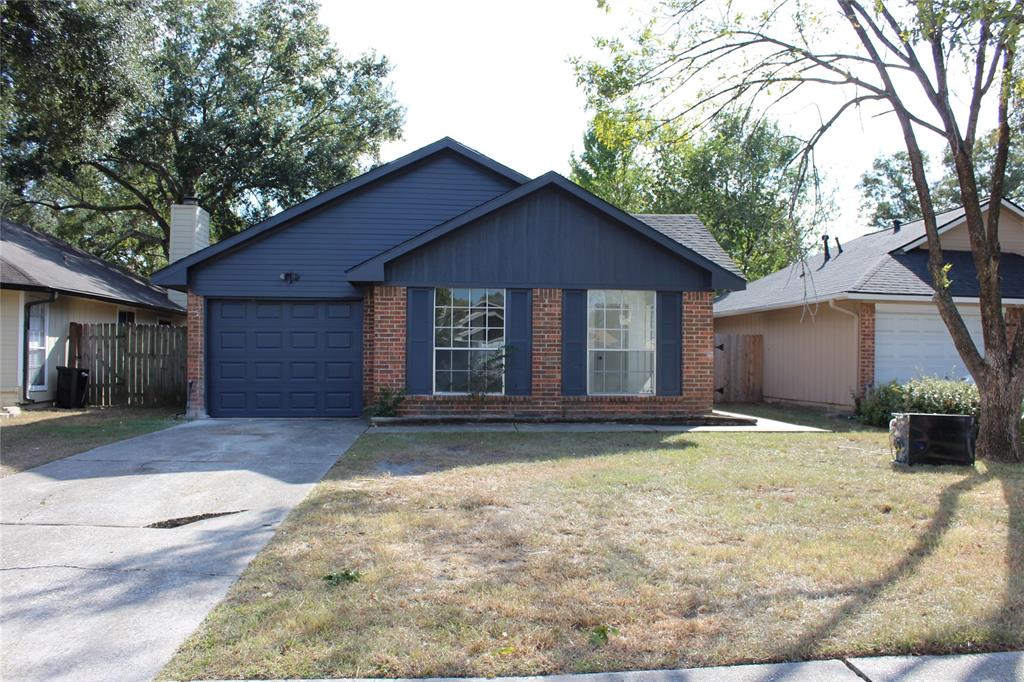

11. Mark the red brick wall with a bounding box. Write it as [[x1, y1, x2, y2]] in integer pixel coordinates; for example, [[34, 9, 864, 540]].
[[186, 291, 206, 418], [365, 285, 407, 404], [857, 302, 875, 395], [366, 285, 715, 417]]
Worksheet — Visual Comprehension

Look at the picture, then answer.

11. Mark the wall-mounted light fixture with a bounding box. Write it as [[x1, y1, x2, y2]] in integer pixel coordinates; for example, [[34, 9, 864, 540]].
[[280, 271, 300, 283]]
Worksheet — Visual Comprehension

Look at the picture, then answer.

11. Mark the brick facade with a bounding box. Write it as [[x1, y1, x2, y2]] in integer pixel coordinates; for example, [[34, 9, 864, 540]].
[[186, 291, 207, 418], [857, 301, 875, 395], [362, 285, 715, 418]]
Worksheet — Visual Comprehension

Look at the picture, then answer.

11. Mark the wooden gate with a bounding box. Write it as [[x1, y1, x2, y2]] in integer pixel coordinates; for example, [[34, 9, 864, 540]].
[[72, 323, 187, 408], [714, 333, 763, 403]]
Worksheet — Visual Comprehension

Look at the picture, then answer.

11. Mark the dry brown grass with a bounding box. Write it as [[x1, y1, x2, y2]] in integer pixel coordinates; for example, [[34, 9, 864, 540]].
[[162, 417, 1024, 679], [0, 407, 178, 477]]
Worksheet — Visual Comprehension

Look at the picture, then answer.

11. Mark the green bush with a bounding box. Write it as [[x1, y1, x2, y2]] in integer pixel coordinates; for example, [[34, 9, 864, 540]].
[[857, 377, 981, 426], [364, 388, 404, 418]]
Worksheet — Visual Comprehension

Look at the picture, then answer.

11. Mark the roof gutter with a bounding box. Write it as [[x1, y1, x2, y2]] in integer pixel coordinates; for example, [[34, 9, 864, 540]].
[[23, 291, 56, 403]]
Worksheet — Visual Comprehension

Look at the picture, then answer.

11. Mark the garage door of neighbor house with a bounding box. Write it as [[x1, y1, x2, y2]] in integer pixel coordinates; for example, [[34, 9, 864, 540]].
[[207, 300, 362, 417], [874, 303, 983, 385]]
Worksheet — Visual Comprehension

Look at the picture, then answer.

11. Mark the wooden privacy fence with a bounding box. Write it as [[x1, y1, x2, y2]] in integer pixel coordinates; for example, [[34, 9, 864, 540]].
[[71, 322, 187, 408], [713, 333, 764, 403]]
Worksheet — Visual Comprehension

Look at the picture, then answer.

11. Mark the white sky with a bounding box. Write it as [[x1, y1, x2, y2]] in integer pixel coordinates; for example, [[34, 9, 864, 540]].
[[318, 0, 956, 242]]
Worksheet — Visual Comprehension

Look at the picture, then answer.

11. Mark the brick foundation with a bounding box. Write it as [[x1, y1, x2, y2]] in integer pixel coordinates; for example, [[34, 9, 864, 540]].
[[186, 291, 207, 418], [857, 302, 875, 395], [363, 285, 715, 417]]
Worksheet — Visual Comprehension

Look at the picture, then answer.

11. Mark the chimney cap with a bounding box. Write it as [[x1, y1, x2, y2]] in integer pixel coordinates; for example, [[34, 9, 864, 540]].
[[182, 195, 199, 206]]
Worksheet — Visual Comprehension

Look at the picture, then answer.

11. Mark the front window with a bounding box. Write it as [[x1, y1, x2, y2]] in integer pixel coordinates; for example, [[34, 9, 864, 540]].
[[588, 290, 656, 395], [118, 310, 136, 325], [28, 303, 47, 390], [434, 288, 505, 394]]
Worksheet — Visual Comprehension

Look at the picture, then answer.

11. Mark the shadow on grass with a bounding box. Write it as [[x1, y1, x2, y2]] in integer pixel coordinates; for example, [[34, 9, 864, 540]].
[[325, 431, 700, 482], [782, 462, 1023, 660]]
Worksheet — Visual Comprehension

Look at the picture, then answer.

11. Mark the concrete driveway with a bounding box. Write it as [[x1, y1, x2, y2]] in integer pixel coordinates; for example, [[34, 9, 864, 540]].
[[0, 418, 365, 682]]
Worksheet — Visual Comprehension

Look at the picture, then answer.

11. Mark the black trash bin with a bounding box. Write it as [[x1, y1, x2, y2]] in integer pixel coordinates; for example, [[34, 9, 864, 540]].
[[56, 366, 90, 408]]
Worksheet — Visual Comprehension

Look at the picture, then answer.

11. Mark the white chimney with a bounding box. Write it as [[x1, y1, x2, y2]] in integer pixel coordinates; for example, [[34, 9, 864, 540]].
[[168, 197, 210, 307]]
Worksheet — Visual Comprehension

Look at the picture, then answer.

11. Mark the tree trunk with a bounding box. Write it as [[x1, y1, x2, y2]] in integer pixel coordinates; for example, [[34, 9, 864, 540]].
[[976, 372, 1024, 462]]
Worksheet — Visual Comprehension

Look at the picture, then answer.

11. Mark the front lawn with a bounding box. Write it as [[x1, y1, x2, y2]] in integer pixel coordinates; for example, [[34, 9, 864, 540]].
[[162, 416, 1023, 679], [0, 407, 178, 477]]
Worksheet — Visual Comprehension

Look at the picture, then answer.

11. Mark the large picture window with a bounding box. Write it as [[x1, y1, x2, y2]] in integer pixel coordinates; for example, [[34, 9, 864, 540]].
[[434, 288, 505, 394], [588, 290, 656, 395]]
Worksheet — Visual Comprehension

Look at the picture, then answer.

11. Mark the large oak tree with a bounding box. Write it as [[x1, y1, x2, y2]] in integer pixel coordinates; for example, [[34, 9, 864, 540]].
[[2, 0, 403, 274]]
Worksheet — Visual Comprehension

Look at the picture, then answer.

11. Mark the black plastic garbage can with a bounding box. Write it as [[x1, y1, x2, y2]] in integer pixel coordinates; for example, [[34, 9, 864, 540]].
[[56, 366, 90, 408]]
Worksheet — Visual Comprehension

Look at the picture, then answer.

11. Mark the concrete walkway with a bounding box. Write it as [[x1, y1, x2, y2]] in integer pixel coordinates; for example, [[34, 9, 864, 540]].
[[372, 410, 826, 434], [0, 418, 366, 682], [213, 651, 1021, 681]]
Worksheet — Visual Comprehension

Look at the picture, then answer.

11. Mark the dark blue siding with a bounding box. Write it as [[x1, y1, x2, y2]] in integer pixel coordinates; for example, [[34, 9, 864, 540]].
[[561, 289, 587, 396], [190, 151, 518, 298], [656, 291, 681, 395], [505, 289, 532, 395], [206, 299, 362, 417], [384, 187, 710, 290], [406, 287, 433, 395]]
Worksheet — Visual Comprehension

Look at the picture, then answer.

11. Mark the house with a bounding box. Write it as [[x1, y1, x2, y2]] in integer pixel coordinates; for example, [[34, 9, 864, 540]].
[[0, 220, 186, 406], [714, 198, 1024, 409], [150, 138, 745, 418]]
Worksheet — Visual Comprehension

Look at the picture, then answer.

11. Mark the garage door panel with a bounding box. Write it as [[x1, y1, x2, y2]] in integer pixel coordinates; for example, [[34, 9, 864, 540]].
[[207, 300, 362, 417], [875, 304, 983, 384]]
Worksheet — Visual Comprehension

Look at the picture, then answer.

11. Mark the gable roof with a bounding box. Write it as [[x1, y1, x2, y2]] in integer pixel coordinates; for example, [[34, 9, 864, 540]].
[[345, 172, 746, 290], [633, 214, 744, 278], [151, 138, 529, 287], [0, 220, 184, 313], [714, 197, 1024, 316]]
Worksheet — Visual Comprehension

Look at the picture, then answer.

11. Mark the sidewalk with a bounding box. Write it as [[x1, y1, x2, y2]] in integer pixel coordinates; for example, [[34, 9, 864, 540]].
[[210, 651, 1023, 682], [371, 410, 826, 434]]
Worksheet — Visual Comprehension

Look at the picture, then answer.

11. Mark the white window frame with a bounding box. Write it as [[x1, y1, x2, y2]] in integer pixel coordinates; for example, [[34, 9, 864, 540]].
[[432, 287, 507, 396], [27, 303, 49, 392], [586, 289, 657, 396]]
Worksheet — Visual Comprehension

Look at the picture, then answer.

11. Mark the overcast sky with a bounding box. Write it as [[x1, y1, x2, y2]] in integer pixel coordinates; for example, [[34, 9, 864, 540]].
[[319, 0, 953, 242]]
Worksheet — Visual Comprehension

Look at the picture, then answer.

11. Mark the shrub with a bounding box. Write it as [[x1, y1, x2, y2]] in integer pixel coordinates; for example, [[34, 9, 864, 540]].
[[857, 377, 980, 427], [364, 388, 404, 418]]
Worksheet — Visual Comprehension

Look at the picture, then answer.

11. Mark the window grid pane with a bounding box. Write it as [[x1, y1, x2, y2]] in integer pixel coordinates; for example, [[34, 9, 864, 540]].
[[434, 288, 505, 394], [587, 290, 656, 395]]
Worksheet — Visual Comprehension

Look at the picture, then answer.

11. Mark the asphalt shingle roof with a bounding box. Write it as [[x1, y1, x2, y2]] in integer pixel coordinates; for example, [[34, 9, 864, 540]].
[[0, 220, 184, 313], [633, 214, 744, 278], [714, 199, 1024, 315]]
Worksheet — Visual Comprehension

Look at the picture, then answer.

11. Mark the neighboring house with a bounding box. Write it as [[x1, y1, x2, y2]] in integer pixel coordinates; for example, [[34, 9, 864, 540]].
[[714, 198, 1024, 409], [151, 137, 745, 418], [0, 220, 186, 406]]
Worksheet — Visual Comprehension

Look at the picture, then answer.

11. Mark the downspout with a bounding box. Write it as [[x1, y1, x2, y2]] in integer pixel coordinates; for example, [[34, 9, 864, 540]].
[[23, 291, 57, 403], [828, 298, 861, 397]]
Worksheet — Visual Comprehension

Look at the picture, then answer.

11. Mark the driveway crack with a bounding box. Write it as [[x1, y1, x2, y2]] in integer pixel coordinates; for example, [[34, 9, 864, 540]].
[[0, 563, 240, 578], [841, 657, 874, 681]]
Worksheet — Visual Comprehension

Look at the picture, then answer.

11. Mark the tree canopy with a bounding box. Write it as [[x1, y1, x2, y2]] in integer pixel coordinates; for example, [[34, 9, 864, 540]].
[[576, 0, 1024, 461], [571, 110, 826, 280], [859, 129, 1024, 229], [2, 0, 403, 274]]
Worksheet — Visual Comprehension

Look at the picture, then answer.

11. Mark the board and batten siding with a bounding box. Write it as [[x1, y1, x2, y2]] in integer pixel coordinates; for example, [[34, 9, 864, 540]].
[[21, 294, 181, 403], [385, 187, 711, 290], [189, 151, 519, 299], [715, 302, 859, 408]]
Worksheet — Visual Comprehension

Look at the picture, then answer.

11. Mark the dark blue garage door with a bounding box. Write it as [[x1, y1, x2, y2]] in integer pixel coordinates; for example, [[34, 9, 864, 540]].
[[207, 300, 362, 417]]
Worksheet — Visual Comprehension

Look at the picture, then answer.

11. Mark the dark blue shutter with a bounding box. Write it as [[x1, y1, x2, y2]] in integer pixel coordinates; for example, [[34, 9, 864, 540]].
[[656, 291, 682, 395], [505, 289, 532, 395], [406, 287, 433, 395], [562, 289, 587, 396]]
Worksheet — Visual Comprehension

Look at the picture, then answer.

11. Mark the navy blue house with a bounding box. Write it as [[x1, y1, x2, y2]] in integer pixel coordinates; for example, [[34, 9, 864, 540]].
[[152, 138, 744, 418]]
